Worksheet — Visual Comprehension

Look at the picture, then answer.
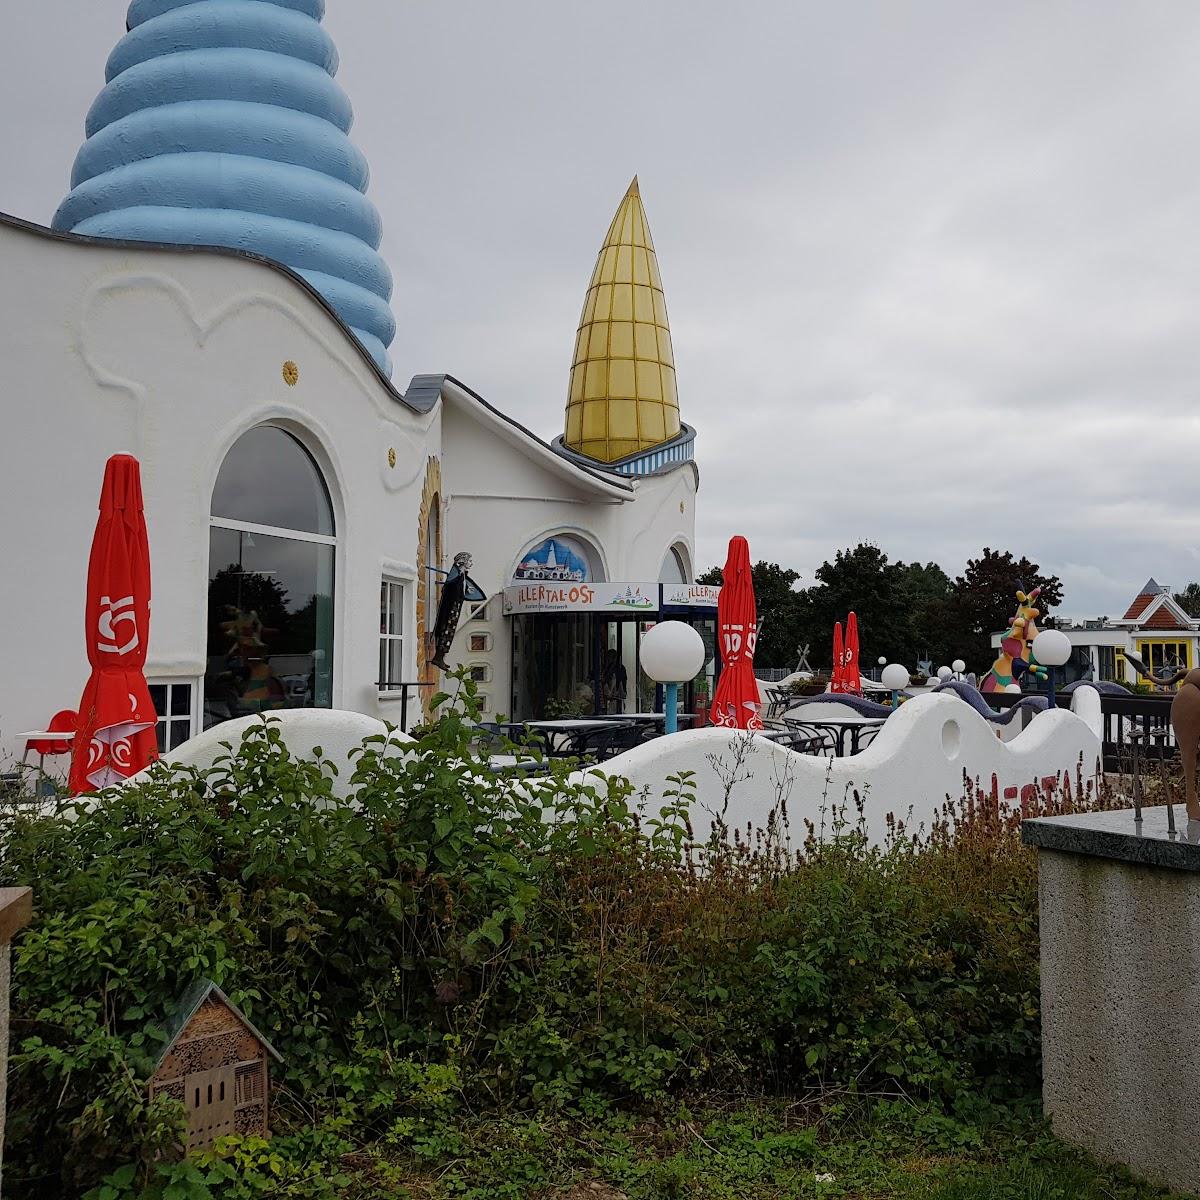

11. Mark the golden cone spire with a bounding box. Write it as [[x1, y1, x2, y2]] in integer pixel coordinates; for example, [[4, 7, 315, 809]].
[[564, 177, 681, 462]]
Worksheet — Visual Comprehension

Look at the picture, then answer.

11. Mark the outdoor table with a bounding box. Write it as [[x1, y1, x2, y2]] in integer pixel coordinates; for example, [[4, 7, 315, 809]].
[[486, 753, 548, 776], [517, 719, 623, 755], [781, 714, 886, 757], [603, 712, 695, 725]]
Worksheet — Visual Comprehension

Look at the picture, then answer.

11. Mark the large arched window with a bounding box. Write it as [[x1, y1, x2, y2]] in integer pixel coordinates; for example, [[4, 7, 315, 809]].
[[659, 545, 689, 584], [205, 426, 336, 730]]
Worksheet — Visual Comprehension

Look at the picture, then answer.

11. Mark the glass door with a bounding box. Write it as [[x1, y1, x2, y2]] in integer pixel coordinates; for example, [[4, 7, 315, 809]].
[[510, 613, 596, 719], [597, 619, 640, 715]]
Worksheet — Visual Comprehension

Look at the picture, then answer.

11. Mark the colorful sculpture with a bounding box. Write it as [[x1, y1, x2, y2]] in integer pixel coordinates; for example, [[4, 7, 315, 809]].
[[981, 586, 1049, 694]]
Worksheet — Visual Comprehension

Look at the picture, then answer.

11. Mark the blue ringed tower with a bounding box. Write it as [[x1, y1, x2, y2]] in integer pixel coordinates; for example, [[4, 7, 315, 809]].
[[53, 0, 396, 376]]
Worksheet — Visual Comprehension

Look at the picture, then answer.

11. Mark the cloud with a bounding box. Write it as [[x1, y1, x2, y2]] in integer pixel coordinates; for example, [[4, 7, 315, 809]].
[[5, 1, 1200, 616]]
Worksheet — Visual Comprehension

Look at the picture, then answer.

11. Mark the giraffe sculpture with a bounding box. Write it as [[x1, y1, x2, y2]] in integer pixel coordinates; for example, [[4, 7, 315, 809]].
[[980, 586, 1049, 694]]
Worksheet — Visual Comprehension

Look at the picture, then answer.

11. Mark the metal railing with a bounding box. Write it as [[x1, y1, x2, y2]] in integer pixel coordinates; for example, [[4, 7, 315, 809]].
[[980, 689, 1176, 774], [375, 680, 431, 732]]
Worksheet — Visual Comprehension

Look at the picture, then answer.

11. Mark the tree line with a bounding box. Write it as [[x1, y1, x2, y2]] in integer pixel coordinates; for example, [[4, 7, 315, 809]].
[[699, 544, 1064, 674]]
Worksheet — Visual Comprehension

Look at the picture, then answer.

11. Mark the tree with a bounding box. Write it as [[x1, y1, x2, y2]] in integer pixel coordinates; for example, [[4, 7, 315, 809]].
[[899, 561, 954, 666], [698, 559, 805, 668], [1175, 583, 1200, 617], [800, 546, 955, 668], [943, 549, 1064, 672]]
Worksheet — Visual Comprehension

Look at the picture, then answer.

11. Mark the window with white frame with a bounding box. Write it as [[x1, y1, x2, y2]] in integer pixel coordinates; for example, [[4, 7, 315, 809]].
[[147, 680, 198, 752], [379, 579, 407, 693]]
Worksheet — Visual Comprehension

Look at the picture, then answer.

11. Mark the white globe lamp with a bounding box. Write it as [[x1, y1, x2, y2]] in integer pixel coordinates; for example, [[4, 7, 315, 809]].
[[880, 663, 910, 709], [952, 658, 966, 677], [640, 620, 706, 733], [937, 665, 953, 683], [1032, 628, 1072, 709]]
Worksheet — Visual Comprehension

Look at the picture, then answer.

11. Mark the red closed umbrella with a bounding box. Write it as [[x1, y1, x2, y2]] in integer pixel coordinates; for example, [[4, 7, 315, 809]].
[[711, 535, 764, 731], [844, 611, 862, 696], [830, 621, 846, 692], [69, 454, 158, 792]]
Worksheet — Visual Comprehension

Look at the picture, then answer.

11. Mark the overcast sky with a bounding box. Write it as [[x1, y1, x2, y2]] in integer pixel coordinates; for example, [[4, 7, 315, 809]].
[[4, 2, 1200, 617]]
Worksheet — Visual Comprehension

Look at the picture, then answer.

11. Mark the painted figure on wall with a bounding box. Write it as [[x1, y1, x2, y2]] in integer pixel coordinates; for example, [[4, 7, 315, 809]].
[[981, 586, 1049, 694], [429, 552, 487, 672]]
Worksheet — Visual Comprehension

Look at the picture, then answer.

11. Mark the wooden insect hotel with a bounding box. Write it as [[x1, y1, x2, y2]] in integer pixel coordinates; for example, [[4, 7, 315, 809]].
[[148, 980, 282, 1152]]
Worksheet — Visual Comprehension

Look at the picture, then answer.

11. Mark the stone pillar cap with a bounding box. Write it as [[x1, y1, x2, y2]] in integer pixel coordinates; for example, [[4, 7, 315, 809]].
[[0, 887, 32, 944]]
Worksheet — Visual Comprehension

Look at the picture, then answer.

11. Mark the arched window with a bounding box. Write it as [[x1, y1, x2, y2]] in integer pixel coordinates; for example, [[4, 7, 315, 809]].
[[659, 545, 689, 584], [205, 427, 335, 729]]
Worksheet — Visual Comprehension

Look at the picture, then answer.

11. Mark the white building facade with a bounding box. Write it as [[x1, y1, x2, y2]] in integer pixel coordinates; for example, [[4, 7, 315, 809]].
[[0, 1, 706, 763]]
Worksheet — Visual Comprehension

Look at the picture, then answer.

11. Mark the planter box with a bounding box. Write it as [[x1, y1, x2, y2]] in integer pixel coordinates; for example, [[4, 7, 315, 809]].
[[1021, 809, 1200, 1195]]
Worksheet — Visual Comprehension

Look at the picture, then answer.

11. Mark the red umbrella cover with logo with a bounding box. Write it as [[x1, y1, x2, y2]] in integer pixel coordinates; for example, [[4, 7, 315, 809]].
[[69, 454, 158, 792], [830, 621, 846, 693], [844, 611, 862, 696], [711, 536, 764, 731]]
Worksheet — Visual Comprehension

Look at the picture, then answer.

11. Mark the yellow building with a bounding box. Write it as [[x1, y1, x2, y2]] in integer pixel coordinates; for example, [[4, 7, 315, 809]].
[[556, 178, 694, 475]]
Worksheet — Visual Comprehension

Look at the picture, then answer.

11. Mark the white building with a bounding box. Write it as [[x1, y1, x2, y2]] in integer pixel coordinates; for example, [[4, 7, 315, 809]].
[[0, 1, 711, 763]]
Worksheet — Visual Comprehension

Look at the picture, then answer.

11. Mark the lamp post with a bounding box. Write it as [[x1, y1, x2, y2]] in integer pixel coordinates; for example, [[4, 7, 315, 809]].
[[641, 621, 706, 734], [952, 658, 966, 680], [937, 666, 953, 684], [881, 663, 910, 711], [877, 655, 886, 683], [1032, 629, 1071, 710]]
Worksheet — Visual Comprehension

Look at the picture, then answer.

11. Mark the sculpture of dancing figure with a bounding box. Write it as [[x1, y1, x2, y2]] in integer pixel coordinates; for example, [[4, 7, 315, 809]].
[[980, 586, 1049, 694]]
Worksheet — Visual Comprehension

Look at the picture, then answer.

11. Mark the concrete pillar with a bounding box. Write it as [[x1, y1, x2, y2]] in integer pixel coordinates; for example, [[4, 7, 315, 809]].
[[1022, 811, 1200, 1195], [0, 888, 32, 1197]]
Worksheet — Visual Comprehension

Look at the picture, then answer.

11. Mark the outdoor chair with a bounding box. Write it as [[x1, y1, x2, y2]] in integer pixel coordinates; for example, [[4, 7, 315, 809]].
[[760, 726, 829, 755], [566, 721, 645, 762], [780, 721, 837, 756], [470, 721, 512, 754], [22, 708, 78, 768]]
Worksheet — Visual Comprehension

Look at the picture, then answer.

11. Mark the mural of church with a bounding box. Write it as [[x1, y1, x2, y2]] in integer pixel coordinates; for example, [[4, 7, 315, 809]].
[[514, 538, 592, 583]]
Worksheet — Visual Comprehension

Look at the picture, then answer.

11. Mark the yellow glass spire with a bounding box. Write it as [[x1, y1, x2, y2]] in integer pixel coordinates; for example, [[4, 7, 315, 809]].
[[564, 177, 681, 462]]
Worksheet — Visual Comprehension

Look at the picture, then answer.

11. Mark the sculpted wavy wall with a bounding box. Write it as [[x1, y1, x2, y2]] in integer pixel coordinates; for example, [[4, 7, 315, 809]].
[[579, 690, 1105, 847]]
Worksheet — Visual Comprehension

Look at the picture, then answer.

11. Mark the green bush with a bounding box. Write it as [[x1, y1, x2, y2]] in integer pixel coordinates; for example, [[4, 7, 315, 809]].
[[1, 681, 1044, 1198]]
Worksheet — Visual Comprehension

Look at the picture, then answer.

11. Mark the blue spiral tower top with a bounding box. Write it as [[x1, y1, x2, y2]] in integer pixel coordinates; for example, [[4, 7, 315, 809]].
[[53, 0, 396, 375]]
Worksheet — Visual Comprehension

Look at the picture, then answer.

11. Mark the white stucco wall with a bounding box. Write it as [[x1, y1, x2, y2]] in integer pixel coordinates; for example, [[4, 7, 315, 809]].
[[577, 690, 1104, 847], [0, 219, 690, 757], [0, 221, 435, 762], [439, 381, 698, 717]]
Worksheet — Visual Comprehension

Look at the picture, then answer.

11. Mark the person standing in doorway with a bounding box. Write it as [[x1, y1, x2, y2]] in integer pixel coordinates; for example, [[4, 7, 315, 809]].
[[602, 648, 627, 715]]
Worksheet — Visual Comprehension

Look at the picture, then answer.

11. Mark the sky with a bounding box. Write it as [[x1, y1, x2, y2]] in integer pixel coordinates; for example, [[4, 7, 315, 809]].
[[4, 2, 1200, 618]]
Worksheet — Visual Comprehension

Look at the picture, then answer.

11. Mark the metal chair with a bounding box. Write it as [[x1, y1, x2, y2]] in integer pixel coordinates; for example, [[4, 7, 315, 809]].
[[23, 709, 78, 768], [567, 721, 645, 761]]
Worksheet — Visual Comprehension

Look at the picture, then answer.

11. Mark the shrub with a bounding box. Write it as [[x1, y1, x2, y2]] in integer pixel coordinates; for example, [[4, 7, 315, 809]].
[[2, 680, 1047, 1197]]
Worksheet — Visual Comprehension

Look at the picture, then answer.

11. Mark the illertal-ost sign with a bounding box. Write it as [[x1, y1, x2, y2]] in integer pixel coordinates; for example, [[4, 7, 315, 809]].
[[503, 582, 660, 615]]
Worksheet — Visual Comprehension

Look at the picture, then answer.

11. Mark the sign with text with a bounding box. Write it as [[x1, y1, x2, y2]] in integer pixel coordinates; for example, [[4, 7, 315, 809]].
[[662, 583, 721, 608], [503, 582, 661, 615]]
